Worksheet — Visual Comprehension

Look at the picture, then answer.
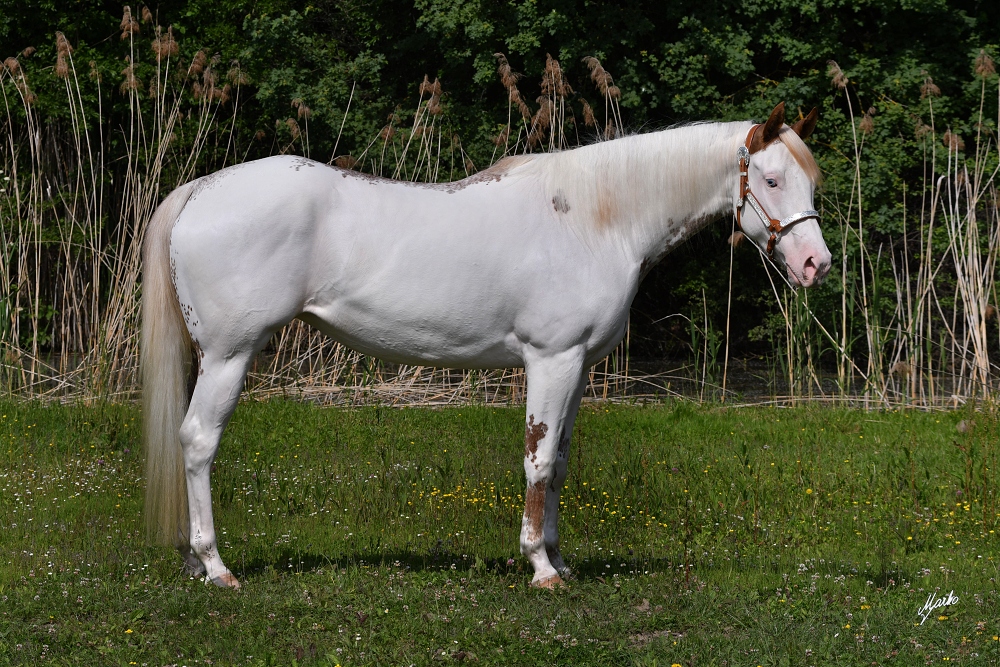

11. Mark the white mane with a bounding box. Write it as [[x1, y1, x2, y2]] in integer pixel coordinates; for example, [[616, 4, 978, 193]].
[[499, 122, 753, 254]]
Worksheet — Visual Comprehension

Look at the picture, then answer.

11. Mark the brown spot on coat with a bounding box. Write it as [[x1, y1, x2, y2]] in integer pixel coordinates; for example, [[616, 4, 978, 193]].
[[594, 184, 618, 228], [552, 192, 570, 213], [639, 258, 652, 280], [524, 480, 546, 542], [524, 415, 548, 462]]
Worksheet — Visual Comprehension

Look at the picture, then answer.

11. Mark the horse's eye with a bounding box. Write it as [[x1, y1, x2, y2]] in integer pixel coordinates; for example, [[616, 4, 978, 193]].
[[765, 178, 778, 188]]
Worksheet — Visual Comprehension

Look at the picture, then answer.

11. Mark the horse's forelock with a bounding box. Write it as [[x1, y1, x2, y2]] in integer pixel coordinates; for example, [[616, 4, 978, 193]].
[[777, 127, 822, 185]]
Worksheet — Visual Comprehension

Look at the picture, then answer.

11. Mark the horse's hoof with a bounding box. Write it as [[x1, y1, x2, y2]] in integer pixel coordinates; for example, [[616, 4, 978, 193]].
[[530, 574, 563, 589], [209, 572, 241, 589]]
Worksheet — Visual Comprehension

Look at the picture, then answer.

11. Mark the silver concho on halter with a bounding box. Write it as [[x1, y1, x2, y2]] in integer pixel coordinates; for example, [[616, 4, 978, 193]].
[[735, 145, 750, 208]]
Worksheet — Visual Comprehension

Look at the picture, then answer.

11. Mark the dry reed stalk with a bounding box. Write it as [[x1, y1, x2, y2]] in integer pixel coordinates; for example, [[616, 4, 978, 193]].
[[582, 56, 623, 139], [0, 7, 241, 398]]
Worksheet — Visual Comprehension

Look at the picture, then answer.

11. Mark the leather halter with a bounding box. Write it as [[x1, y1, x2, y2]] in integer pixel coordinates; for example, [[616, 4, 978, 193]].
[[735, 124, 820, 257]]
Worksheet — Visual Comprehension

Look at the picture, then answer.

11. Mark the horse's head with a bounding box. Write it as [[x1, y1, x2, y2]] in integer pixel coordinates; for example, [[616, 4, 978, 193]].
[[735, 103, 832, 288]]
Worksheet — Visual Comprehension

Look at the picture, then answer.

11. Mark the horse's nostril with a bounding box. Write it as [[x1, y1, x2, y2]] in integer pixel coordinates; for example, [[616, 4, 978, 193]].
[[803, 256, 817, 280]]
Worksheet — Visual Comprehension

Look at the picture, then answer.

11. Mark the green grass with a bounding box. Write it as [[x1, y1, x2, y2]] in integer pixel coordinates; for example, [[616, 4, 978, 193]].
[[1, 399, 998, 666]]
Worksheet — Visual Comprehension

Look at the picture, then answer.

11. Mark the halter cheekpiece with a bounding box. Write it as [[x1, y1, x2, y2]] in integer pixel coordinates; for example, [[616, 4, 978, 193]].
[[735, 124, 820, 257]]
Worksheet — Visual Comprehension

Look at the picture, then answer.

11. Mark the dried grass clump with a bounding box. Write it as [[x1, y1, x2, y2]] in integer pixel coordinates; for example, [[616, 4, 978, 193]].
[[914, 119, 931, 140], [859, 106, 875, 135], [582, 56, 623, 138], [920, 72, 941, 99], [583, 56, 612, 95], [152, 26, 179, 62], [120, 6, 141, 40], [419, 75, 443, 116], [227, 62, 249, 86], [942, 129, 964, 151], [334, 155, 357, 169], [491, 126, 510, 147], [889, 361, 912, 379], [4, 57, 36, 104], [120, 56, 143, 93], [974, 50, 995, 78], [293, 99, 312, 120], [495, 53, 531, 121], [581, 98, 596, 127], [526, 96, 552, 149], [827, 60, 848, 90], [541, 53, 572, 98], [54, 32, 73, 79], [189, 50, 208, 77]]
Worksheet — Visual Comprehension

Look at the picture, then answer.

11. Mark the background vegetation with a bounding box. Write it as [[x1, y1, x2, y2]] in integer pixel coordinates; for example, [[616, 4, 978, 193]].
[[2, 0, 1000, 404]]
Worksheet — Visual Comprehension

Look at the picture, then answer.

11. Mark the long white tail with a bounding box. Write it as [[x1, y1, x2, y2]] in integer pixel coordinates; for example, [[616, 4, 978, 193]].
[[141, 181, 197, 546]]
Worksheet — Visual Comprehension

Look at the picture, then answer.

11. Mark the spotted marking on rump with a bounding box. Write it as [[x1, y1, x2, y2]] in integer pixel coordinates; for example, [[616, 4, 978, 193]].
[[188, 162, 249, 202], [524, 415, 548, 463], [524, 480, 546, 542]]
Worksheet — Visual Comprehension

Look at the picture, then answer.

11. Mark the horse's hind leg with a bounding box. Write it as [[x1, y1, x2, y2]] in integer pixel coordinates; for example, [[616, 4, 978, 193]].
[[521, 347, 587, 588], [179, 350, 254, 589]]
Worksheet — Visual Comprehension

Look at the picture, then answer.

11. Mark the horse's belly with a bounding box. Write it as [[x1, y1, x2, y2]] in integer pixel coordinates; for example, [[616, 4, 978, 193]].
[[299, 306, 522, 368]]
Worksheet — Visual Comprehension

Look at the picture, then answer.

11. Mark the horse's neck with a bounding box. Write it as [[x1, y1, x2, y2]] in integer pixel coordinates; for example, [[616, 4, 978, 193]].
[[559, 122, 749, 264]]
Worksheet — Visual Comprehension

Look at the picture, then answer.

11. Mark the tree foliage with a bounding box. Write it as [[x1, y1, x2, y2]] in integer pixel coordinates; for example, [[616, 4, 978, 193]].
[[1, 0, 998, 368]]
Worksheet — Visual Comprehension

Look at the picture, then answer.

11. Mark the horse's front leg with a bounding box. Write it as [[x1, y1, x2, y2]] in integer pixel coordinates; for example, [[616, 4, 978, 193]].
[[521, 347, 587, 588]]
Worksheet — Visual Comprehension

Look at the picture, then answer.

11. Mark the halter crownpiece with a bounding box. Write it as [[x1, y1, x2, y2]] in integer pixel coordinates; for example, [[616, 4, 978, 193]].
[[735, 123, 820, 258]]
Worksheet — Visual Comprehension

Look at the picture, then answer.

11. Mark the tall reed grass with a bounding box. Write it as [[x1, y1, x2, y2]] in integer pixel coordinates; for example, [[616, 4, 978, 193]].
[[763, 58, 1000, 408], [1, 11, 998, 407]]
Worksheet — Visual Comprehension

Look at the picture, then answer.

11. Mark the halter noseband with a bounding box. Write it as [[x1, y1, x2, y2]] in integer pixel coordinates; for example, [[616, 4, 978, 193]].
[[735, 124, 820, 257]]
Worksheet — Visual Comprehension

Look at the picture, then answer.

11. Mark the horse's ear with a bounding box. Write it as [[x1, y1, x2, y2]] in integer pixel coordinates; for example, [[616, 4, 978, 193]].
[[791, 107, 819, 141], [750, 102, 785, 152]]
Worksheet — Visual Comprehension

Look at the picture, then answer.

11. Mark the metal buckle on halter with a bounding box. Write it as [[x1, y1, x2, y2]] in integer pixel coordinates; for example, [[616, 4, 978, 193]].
[[737, 145, 749, 163]]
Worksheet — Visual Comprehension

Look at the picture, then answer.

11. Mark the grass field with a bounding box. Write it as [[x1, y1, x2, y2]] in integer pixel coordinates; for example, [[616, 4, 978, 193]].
[[0, 399, 998, 666]]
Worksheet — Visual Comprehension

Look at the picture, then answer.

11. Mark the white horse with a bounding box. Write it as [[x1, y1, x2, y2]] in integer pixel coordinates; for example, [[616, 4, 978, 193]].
[[142, 102, 831, 589]]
